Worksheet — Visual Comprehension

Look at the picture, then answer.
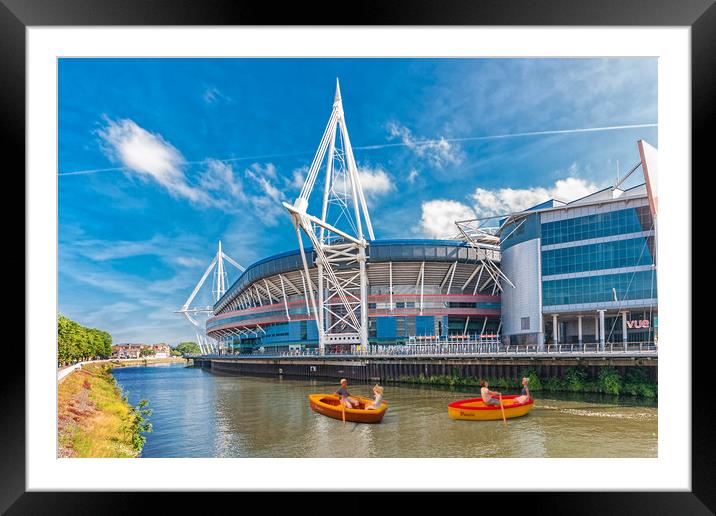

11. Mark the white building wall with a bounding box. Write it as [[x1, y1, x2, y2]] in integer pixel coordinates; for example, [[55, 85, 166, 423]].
[[501, 237, 542, 344]]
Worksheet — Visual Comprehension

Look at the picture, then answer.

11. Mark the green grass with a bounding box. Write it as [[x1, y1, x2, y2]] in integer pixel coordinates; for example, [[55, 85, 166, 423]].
[[58, 363, 151, 458]]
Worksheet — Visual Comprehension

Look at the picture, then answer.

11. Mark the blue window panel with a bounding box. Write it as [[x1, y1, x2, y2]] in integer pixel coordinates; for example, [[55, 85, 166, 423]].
[[541, 206, 653, 246], [542, 270, 657, 306], [376, 317, 397, 339], [416, 316, 434, 335], [541, 236, 655, 276], [307, 319, 318, 340], [288, 320, 302, 341]]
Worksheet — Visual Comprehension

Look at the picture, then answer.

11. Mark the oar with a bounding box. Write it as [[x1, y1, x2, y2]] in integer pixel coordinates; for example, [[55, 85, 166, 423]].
[[499, 394, 508, 429], [341, 396, 346, 425]]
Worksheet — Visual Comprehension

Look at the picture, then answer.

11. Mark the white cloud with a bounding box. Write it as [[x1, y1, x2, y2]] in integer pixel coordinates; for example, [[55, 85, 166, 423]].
[[198, 159, 245, 202], [288, 167, 307, 190], [243, 163, 288, 226], [203, 86, 231, 105], [386, 121, 464, 169], [407, 169, 419, 184], [173, 256, 208, 268], [329, 165, 395, 201], [98, 118, 211, 204], [471, 176, 598, 217], [356, 166, 394, 196], [418, 175, 598, 237], [419, 199, 476, 238], [246, 163, 283, 202]]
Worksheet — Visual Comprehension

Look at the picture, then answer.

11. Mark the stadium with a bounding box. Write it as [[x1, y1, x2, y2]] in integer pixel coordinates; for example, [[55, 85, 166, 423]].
[[182, 80, 658, 355], [207, 239, 504, 353]]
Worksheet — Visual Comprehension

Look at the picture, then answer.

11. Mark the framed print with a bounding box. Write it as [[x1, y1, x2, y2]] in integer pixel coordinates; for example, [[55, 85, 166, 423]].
[[5, 0, 713, 512]]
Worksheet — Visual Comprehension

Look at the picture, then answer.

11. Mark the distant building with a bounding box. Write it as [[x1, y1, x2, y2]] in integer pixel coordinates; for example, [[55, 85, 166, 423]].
[[112, 343, 171, 359]]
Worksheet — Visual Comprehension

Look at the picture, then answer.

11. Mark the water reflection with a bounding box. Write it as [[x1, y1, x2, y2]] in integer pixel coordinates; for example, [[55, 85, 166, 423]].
[[112, 364, 657, 458]]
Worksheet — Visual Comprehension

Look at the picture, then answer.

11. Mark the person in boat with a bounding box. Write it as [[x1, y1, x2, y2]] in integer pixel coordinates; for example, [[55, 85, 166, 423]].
[[514, 377, 531, 404], [365, 384, 384, 410], [480, 379, 503, 407], [335, 378, 359, 408]]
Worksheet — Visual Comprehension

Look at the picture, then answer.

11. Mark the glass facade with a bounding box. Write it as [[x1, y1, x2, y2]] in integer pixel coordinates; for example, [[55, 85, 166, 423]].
[[541, 206, 653, 246], [213, 314, 502, 351], [542, 270, 657, 306], [541, 236, 655, 276]]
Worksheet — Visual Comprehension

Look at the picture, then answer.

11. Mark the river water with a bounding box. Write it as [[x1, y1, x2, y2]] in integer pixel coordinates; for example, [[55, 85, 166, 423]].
[[112, 362, 657, 458]]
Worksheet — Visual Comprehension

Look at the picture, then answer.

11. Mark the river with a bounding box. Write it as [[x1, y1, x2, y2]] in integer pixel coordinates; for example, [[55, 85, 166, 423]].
[[112, 362, 657, 458]]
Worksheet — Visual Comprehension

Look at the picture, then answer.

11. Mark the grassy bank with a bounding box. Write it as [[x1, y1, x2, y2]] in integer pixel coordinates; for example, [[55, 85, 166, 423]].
[[397, 366, 657, 398], [57, 363, 152, 458]]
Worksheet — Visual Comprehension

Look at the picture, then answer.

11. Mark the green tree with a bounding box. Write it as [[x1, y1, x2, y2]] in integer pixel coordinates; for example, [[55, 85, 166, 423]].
[[175, 342, 201, 356], [58, 315, 84, 364], [58, 314, 114, 365], [140, 348, 156, 357]]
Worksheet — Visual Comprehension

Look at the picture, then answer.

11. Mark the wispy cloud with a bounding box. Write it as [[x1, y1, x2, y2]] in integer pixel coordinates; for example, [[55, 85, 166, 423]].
[[202, 86, 232, 105], [96, 119, 292, 222], [97, 117, 211, 204], [385, 121, 464, 168], [198, 159, 247, 206]]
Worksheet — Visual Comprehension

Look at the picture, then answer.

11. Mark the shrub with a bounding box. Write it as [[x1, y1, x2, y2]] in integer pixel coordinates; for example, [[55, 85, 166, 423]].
[[598, 367, 622, 395], [128, 399, 153, 452], [564, 366, 588, 392], [519, 369, 542, 391], [544, 377, 567, 392]]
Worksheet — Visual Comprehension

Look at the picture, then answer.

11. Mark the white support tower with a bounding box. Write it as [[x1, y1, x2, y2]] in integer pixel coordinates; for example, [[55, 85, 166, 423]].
[[283, 79, 374, 356], [175, 241, 245, 354]]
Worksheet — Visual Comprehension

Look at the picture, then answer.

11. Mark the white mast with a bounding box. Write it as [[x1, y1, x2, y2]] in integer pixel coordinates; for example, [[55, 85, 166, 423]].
[[175, 241, 245, 354], [284, 79, 373, 355]]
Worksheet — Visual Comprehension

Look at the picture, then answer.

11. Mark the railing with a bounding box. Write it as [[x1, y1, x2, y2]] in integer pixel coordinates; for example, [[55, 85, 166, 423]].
[[195, 341, 657, 359]]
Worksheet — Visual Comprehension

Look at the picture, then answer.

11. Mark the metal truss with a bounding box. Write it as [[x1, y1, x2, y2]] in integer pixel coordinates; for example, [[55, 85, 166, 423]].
[[175, 241, 245, 354], [283, 80, 373, 355], [455, 218, 514, 294]]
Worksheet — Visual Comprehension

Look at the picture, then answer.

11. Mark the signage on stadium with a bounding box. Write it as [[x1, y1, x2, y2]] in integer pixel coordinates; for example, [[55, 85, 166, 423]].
[[626, 319, 650, 329]]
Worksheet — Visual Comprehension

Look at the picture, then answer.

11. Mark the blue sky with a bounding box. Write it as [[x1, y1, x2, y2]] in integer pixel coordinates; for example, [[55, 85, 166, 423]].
[[58, 58, 657, 345]]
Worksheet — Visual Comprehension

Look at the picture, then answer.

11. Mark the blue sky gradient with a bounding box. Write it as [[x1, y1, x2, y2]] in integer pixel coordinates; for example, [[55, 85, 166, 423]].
[[58, 58, 657, 345]]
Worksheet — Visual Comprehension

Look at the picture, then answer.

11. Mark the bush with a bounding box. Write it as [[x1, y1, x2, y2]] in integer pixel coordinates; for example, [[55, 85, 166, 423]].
[[598, 367, 622, 395], [564, 366, 588, 392], [543, 377, 567, 392], [519, 369, 542, 391], [128, 399, 153, 452]]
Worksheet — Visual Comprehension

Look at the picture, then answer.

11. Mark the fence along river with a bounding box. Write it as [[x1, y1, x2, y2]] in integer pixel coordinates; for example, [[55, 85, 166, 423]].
[[112, 362, 657, 458]]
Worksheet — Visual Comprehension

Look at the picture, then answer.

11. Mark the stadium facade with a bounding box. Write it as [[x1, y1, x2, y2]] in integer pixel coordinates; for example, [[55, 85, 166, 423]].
[[198, 82, 658, 354], [208, 239, 503, 352]]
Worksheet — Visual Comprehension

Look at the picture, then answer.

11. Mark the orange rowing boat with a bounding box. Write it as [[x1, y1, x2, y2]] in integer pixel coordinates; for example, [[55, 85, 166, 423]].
[[308, 394, 388, 423], [447, 395, 534, 421]]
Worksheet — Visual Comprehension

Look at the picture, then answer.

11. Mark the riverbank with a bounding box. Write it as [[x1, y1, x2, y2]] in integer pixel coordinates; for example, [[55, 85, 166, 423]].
[[109, 356, 189, 368], [396, 366, 657, 398], [57, 362, 150, 458]]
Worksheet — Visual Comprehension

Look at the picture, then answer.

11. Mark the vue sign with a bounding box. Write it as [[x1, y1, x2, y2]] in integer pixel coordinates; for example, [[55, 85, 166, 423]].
[[626, 319, 650, 329]]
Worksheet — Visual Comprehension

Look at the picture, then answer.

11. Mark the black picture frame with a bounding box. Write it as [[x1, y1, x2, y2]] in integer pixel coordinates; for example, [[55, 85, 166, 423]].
[[5, 0, 710, 513]]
